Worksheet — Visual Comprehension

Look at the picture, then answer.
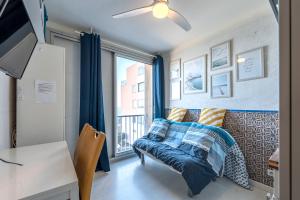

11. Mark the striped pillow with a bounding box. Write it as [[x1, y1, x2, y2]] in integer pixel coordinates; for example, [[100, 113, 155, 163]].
[[198, 108, 227, 127], [162, 121, 190, 148], [167, 108, 187, 122], [147, 118, 170, 141], [182, 126, 215, 152]]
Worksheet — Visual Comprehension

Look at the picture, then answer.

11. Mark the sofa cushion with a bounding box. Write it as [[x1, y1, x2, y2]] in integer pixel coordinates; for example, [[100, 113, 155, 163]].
[[198, 108, 226, 127], [167, 108, 187, 122], [182, 124, 215, 152], [162, 121, 191, 148], [147, 118, 170, 141]]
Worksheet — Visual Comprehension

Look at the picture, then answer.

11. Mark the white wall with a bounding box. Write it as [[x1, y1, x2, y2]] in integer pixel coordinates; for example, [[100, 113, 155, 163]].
[[167, 13, 279, 110], [0, 73, 15, 150], [52, 36, 80, 158], [16, 44, 66, 147]]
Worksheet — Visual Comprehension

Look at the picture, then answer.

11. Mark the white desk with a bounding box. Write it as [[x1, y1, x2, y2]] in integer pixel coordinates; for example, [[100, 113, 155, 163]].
[[0, 141, 79, 200]]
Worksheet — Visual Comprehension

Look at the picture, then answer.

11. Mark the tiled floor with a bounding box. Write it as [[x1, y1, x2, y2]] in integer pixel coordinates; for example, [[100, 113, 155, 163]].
[[92, 157, 267, 200]]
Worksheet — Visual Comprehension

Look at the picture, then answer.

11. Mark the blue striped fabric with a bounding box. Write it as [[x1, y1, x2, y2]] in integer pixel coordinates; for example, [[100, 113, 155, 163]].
[[179, 122, 234, 176], [182, 127, 215, 152], [191, 123, 235, 147], [142, 120, 250, 188], [147, 118, 170, 141], [162, 122, 190, 148], [207, 142, 227, 176]]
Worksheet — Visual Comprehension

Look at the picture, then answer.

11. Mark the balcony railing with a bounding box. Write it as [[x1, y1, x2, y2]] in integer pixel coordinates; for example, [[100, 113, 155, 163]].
[[116, 115, 145, 154]]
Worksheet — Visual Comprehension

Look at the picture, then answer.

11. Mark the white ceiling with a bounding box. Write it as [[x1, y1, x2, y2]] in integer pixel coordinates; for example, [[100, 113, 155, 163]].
[[45, 0, 272, 53]]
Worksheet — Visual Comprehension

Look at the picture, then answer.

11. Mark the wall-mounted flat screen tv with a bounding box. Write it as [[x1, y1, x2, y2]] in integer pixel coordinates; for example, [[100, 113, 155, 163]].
[[0, 0, 38, 79]]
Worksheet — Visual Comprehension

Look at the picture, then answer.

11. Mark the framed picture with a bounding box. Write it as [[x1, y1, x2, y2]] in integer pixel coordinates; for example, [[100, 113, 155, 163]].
[[211, 40, 231, 70], [183, 55, 207, 94], [170, 80, 181, 100], [236, 47, 265, 81], [211, 71, 232, 98], [170, 59, 181, 80]]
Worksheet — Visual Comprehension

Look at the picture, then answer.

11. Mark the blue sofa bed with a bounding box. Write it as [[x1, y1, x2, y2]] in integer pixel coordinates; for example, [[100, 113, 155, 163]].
[[133, 119, 250, 196]]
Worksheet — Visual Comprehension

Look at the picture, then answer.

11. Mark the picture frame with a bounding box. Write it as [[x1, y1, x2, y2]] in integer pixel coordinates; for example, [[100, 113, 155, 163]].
[[210, 40, 231, 70], [170, 59, 181, 80], [236, 47, 265, 81], [183, 55, 207, 94], [211, 71, 232, 98], [170, 80, 181, 101]]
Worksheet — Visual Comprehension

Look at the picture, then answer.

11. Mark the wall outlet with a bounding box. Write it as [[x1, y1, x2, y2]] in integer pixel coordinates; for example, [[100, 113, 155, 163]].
[[267, 169, 274, 176]]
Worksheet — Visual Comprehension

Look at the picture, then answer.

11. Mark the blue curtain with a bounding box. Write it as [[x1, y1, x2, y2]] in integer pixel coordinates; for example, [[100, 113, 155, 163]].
[[152, 55, 165, 119], [80, 33, 110, 172], [43, 5, 48, 36]]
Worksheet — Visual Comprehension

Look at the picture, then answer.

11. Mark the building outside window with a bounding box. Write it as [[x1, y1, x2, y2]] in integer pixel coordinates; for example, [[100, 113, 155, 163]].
[[132, 84, 137, 93], [137, 99, 144, 108], [138, 82, 145, 92], [132, 99, 137, 109], [116, 56, 152, 155], [138, 66, 145, 76]]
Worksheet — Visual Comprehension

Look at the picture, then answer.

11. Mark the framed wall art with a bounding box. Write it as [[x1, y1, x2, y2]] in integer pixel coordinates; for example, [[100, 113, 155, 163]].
[[211, 40, 231, 70], [211, 71, 232, 98], [236, 47, 265, 81], [183, 55, 207, 94], [170, 59, 181, 80]]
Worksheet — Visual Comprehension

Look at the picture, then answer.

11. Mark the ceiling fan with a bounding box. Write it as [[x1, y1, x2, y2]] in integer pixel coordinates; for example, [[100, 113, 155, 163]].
[[112, 0, 192, 31]]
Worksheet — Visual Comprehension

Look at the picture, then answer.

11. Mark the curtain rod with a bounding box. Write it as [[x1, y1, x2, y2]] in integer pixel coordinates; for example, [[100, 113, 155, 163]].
[[73, 30, 157, 58]]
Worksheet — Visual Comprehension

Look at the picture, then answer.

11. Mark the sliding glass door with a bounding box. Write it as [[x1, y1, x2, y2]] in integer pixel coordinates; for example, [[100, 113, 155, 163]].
[[114, 56, 152, 155]]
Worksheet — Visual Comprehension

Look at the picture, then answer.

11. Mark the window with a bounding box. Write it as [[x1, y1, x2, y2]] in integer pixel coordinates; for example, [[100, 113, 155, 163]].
[[137, 99, 144, 108], [138, 82, 145, 92], [121, 80, 127, 86], [115, 56, 152, 155], [132, 100, 137, 108], [138, 66, 145, 76], [132, 84, 137, 93]]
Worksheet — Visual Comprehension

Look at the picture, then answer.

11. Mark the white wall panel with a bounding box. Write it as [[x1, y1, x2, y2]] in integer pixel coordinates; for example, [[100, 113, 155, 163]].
[[0, 73, 15, 150], [17, 44, 65, 147]]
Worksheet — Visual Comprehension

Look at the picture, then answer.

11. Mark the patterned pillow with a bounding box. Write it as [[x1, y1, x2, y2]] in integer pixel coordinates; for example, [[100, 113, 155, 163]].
[[167, 108, 187, 122], [162, 121, 191, 148], [182, 125, 215, 152], [198, 108, 226, 127], [147, 118, 170, 141]]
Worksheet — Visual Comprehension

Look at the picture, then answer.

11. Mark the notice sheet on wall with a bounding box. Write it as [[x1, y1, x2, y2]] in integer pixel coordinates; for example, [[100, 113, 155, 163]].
[[35, 80, 57, 103]]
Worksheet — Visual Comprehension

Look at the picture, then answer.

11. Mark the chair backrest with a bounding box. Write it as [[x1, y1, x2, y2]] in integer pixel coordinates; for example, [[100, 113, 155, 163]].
[[74, 123, 106, 200]]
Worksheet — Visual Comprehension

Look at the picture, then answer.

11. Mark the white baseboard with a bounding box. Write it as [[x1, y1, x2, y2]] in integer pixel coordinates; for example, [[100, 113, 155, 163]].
[[109, 153, 136, 163], [249, 179, 273, 193]]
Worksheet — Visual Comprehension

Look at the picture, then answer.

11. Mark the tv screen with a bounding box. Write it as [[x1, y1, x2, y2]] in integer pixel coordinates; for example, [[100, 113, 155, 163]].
[[0, 0, 38, 79]]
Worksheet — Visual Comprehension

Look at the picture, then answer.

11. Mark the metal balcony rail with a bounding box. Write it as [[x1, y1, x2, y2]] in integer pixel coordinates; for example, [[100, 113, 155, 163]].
[[116, 115, 145, 154]]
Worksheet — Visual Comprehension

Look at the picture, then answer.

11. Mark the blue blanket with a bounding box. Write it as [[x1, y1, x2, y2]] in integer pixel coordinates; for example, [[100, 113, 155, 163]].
[[133, 121, 250, 195], [133, 137, 217, 195]]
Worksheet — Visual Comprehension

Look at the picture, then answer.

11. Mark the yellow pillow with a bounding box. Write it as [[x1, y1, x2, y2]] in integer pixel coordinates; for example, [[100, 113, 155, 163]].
[[198, 108, 226, 127], [167, 108, 187, 122]]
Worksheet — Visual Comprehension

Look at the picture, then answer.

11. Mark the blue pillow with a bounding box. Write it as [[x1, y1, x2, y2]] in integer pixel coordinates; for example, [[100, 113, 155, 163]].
[[182, 125, 215, 152], [162, 121, 191, 148], [147, 118, 170, 141]]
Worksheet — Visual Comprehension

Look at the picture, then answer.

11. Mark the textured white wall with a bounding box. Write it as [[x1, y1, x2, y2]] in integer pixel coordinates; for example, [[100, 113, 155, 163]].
[[167, 14, 279, 110], [0, 72, 15, 150]]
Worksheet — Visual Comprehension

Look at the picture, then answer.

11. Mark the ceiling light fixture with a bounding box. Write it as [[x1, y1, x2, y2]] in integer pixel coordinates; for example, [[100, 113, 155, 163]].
[[112, 0, 192, 31], [152, 2, 169, 19], [237, 57, 246, 63]]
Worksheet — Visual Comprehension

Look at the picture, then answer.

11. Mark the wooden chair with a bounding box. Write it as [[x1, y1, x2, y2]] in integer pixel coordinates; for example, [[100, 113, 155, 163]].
[[74, 123, 106, 200]]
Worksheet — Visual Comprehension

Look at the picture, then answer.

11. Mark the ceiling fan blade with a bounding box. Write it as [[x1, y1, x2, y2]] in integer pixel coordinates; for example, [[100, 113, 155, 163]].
[[113, 6, 153, 19], [168, 9, 192, 31]]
